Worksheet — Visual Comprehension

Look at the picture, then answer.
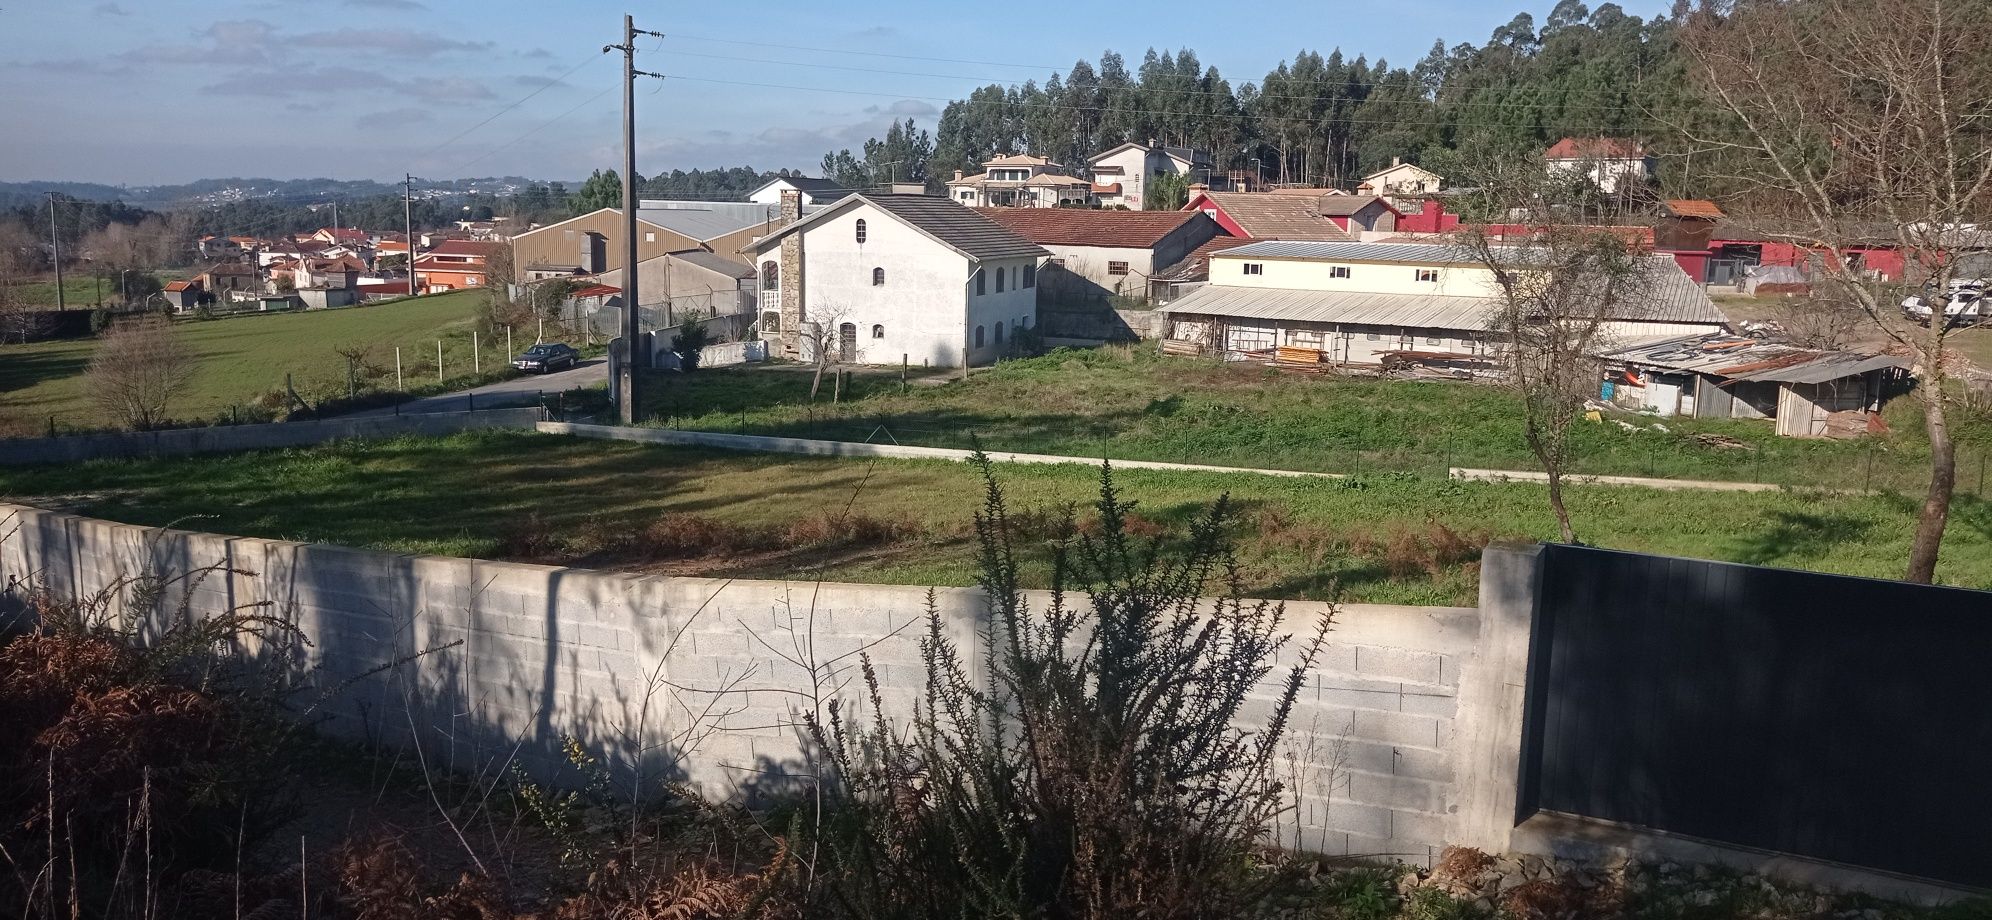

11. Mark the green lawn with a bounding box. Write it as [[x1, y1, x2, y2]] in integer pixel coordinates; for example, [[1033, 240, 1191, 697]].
[[5, 430, 1988, 605], [3, 273, 172, 309], [0, 290, 509, 428], [640, 348, 1992, 494]]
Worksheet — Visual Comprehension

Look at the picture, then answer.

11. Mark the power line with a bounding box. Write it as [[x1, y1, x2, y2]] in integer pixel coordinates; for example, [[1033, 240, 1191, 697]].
[[447, 86, 618, 176], [417, 51, 613, 160], [665, 33, 1060, 71]]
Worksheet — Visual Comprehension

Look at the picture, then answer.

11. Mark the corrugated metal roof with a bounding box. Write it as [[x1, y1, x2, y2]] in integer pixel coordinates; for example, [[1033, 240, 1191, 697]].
[[661, 249, 754, 279], [1598, 333, 1909, 384], [635, 206, 775, 242], [1159, 286, 1501, 331]]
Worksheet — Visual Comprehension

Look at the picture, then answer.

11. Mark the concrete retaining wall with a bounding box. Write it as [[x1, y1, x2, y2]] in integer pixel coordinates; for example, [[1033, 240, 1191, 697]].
[[0, 408, 544, 466], [0, 503, 1483, 865], [538, 422, 1343, 480]]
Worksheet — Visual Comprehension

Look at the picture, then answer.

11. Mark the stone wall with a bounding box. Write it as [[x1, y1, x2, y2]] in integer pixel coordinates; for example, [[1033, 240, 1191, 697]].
[[0, 408, 543, 466], [0, 503, 1482, 866]]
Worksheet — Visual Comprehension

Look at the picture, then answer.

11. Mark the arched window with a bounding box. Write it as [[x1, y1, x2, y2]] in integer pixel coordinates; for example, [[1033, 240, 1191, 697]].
[[1023, 263, 1036, 288], [974, 325, 985, 347], [994, 323, 1004, 344], [759, 260, 777, 291], [995, 268, 1005, 293], [871, 324, 885, 339], [855, 219, 867, 244], [872, 267, 885, 286], [974, 269, 986, 295]]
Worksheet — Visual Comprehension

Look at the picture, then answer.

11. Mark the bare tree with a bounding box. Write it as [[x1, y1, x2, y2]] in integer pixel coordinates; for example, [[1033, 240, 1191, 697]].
[[86, 316, 196, 430], [1456, 157, 1655, 544], [1677, 0, 1992, 582], [799, 304, 854, 401]]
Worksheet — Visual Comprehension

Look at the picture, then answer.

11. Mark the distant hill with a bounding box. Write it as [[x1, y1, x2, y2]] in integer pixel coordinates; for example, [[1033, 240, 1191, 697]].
[[0, 176, 560, 210]]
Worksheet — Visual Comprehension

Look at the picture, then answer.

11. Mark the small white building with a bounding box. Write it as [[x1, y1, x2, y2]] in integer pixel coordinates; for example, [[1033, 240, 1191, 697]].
[[1161, 240, 1730, 367], [1544, 137, 1655, 195], [747, 176, 855, 207], [1087, 142, 1211, 210], [1356, 159, 1443, 209], [745, 192, 1047, 368]]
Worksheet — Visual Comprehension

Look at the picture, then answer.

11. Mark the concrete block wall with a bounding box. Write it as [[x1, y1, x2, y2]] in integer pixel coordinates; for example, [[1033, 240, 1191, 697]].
[[0, 503, 1480, 863], [0, 408, 543, 466]]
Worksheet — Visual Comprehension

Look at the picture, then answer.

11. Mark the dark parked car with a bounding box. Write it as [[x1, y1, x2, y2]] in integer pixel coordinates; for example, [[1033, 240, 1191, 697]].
[[513, 342, 579, 373]]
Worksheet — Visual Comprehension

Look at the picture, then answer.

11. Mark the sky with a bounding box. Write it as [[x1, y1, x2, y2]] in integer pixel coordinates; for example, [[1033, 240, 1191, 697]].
[[0, 0, 1675, 187]]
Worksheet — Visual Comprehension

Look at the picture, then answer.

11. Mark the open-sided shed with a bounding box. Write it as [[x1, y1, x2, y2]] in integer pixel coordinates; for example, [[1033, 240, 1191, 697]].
[[1597, 334, 1909, 437]]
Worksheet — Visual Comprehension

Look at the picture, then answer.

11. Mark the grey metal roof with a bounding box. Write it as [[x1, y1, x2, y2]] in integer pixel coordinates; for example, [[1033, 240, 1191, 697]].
[[635, 205, 780, 242], [1597, 333, 1908, 384], [662, 249, 754, 279], [1159, 286, 1502, 331]]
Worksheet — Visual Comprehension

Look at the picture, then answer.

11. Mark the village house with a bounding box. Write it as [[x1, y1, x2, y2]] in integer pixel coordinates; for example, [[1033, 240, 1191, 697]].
[[745, 191, 1045, 368], [161, 279, 202, 311], [196, 262, 262, 301], [1159, 240, 1729, 368], [1182, 190, 1357, 242], [748, 176, 855, 207], [1544, 137, 1655, 195], [312, 227, 369, 248], [975, 207, 1226, 305], [1356, 158, 1444, 206], [1597, 333, 1909, 438], [1086, 142, 1212, 210], [590, 249, 758, 331], [413, 240, 503, 291], [946, 154, 1096, 208]]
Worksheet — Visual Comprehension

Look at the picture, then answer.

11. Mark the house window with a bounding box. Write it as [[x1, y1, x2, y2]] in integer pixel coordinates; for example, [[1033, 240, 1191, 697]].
[[996, 268, 1005, 292], [1049, 258, 1066, 267], [975, 325, 986, 347], [994, 323, 1004, 344], [645, 232, 655, 243], [855, 219, 868, 244], [1366, 332, 1381, 341], [1020, 315, 1031, 329], [760, 260, 778, 291], [761, 311, 780, 332], [975, 269, 986, 295], [1416, 269, 1440, 283], [1243, 263, 1264, 275], [873, 267, 885, 286], [1427, 335, 1442, 345], [1109, 261, 1130, 276], [872, 324, 885, 339], [1023, 263, 1036, 288], [1330, 266, 1351, 279]]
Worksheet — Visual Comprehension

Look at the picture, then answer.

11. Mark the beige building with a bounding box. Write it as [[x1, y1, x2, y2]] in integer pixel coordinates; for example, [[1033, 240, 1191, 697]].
[[509, 204, 782, 283], [946, 154, 1098, 208]]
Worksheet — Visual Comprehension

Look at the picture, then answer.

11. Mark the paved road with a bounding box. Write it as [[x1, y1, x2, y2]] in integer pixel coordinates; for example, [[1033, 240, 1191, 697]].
[[357, 358, 607, 416]]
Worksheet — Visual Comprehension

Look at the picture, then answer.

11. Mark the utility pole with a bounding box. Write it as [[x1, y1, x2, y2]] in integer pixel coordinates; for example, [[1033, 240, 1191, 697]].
[[404, 175, 417, 297], [608, 13, 663, 424], [47, 194, 64, 311]]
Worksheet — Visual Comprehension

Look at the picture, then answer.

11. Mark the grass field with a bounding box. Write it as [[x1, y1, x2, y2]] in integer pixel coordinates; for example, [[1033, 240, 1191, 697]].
[[0, 289, 505, 428], [640, 348, 1992, 494], [3, 273, 172, 308], [4, 430, 1988, 605]]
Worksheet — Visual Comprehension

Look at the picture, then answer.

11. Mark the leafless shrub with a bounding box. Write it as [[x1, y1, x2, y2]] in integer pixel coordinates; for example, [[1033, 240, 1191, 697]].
[[86, 316, 195, 430]]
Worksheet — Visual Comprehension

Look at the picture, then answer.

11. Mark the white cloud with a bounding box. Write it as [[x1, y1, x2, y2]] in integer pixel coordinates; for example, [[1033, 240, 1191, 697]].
[[291, 28, 493, 57], [93, 3, 131, 15], [355, 107, 431, 129]]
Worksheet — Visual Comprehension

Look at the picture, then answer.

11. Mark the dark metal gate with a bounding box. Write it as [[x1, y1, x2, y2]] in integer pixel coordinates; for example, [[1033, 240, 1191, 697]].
[[1521, 544, 1992, 888]]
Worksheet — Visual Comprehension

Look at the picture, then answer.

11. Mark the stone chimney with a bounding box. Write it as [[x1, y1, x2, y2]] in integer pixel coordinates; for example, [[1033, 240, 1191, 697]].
[[954, 169, 965, 181], [777, 189, 805, 357]]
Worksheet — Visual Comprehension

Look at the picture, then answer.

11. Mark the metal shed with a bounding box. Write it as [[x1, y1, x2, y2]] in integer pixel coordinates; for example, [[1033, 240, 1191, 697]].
[[1597, 334, 1910, 437]]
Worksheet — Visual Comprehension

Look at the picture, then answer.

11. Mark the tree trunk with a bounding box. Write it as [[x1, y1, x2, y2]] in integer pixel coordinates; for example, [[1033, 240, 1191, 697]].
[[1906, 392, 1956, 583], [1545, 465, 1576, 545]]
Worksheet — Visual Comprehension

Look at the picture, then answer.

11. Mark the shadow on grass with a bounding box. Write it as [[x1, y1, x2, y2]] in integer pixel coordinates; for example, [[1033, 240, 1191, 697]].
[[1726, 510, 1876, 566]]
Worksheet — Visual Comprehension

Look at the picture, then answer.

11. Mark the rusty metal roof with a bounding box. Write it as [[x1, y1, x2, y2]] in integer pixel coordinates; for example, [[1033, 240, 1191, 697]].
[[1598, 333, 1908, 384]]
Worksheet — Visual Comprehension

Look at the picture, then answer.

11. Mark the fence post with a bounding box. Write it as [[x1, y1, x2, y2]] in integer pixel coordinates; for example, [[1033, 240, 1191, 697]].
[[902, 353, 908, 392], [473, 330, 481, 375], [396, 346, 403, 391], [437, 340, 444, 386]]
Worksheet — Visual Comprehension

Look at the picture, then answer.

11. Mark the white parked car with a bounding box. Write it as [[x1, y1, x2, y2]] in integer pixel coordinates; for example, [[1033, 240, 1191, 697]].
[[1902, 278, 1988, 326]]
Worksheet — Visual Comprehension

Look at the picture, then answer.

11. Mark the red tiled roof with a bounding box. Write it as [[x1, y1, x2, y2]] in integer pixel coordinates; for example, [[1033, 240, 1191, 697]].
[[164, 280, 197, 292], [1665, 199, 1726, 220], [1184, 192, 1356, 241], [319, 227, 368, 242], [1545, 137, 1646, 160], [570, 283, 621, 299], [973, 207, 1207, 248]]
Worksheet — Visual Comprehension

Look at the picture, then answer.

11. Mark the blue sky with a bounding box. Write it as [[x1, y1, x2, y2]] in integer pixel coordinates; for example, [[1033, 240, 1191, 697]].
[[0, 0, 1673, 186]]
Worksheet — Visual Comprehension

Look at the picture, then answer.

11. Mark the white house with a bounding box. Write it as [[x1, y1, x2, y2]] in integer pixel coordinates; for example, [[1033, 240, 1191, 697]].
[[745, 191, 1047, 368], [1356, 159, 1443, 206], [1161, 240, 1730, 366], [1086, 142, 1212, 210], [747, 176, 855, 207], [946, 154, 1096, 208], [975, 207, 1226, 305], [1544, 137, 1655, 195]]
